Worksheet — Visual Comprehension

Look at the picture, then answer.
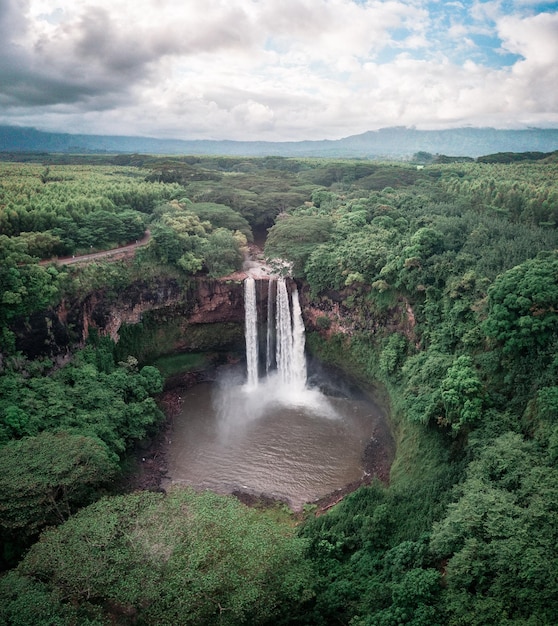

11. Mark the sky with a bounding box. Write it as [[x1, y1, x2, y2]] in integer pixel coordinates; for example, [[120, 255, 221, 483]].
[[0, 0, 557, 142]]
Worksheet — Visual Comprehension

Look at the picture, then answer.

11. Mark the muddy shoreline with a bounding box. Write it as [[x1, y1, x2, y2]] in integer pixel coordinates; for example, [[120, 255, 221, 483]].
[[121, 376, 394, 514]]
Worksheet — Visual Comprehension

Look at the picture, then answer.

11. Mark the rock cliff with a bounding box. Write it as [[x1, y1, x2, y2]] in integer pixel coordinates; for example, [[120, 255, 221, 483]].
[[11, 276, 254, 361], [11, 273, 414, 363]]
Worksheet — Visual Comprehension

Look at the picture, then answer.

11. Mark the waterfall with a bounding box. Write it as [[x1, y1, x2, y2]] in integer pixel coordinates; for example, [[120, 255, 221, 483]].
[[276, 277, 307, 390], [290, 286, 307, 389], [244, 276, 307, 391], [266, 279, 275, 374], [275, 277, 293, 386], [244, 276, 259, 389]]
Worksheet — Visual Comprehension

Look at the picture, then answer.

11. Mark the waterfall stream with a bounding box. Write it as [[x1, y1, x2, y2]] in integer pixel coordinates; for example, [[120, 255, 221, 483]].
[[246, 276, 307, 391], [265, 278, 275, 374], [244, 277, 259, 390], [290, 285, 307, 389]]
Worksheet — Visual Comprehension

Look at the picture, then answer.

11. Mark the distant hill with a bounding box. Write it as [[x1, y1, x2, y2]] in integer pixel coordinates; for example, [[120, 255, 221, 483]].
[[1, 124, 558, 158]]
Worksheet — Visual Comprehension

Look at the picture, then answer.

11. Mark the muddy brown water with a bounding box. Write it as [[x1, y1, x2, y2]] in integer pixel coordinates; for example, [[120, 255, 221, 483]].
[[165, 372, 392, 510]]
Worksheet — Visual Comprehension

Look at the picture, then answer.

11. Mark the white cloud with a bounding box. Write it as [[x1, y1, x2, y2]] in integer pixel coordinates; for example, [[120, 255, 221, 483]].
[[0, 0, 556, 140], [470, 0, 503, 23], [499, 11, 558, 63]]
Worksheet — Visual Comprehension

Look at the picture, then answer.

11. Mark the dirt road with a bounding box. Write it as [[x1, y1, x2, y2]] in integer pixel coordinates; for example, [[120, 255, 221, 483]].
[[40, 230, 151, 266]]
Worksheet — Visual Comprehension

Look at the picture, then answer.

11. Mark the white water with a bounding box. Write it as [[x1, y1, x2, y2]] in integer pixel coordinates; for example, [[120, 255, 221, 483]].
[[265, 279, 275, 374], [239, 276, 334, 414], [244, 276, 259, 390], [249, 276, 307, 391], [275, 277, 295, 387], [290, 286, 307, 389]]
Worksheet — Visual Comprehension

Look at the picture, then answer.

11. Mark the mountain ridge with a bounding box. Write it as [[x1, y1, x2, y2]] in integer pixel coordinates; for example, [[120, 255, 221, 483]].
[[1, 124, 558, 158]]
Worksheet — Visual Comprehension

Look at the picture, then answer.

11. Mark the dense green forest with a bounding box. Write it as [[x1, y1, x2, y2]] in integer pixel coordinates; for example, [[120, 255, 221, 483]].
[[1, 152, 558, 625]]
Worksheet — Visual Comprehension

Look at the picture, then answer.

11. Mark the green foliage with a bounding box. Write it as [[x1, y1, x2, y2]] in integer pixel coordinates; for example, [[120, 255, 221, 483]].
[[0, 351, 163, 453], [431, 433, 558, 624], [0, 571, 97, 626], [301, 332, 460, 626], [408, 227, 445, 258], [148, 200, 246, 277], [353, 568, 441, 626], [151, 352, 208, 378], [0, 162, 178, 254], [399, 351, 453, 426], [439, 355, 483, 433], [304, 242, 343, 293], [476, 151, 552, 164], [0, 432, 117, 549], [178, 160, 312, 229], [483, 252, 558, 356], [299, 476, 452, 625], [265, 214, 333, 276], [304, 200, 405, 293], [530, 385, 558, 463], [379, 333, 409, 380], [189, 201, 253, 241], [202, 227, 245, 277], [315, 315, 332, 330], [10, 488, 313, 625], [0, 238, 60, 350], [3, 155, 558, 626]]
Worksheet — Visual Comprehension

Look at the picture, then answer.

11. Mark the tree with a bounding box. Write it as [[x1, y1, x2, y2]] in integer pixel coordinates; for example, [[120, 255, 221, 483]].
[[265, 215, 333, 277], [1, 355, 164, 457], [149, 223, 184, 264], [431, 433, 558, 624], [0, 571, 92, 626], [202, 228, 245, 277], [0, 431, 117, 550], [190, 202, 253, 241], [439, 356, 483, 433], [0, 238, 60, 352], [12, 489, 314, 625], [483, 252, 558, 356], [400, 350, 453, 426]]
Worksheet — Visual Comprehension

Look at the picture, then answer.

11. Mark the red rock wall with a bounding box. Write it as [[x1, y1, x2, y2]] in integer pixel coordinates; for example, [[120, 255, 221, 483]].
[[12, 276, 253, 360]]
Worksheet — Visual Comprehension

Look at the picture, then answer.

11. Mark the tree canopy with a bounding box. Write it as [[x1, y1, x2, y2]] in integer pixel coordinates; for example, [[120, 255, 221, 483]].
[[3, 489, 314, 626], [2, 154, 558, 625]]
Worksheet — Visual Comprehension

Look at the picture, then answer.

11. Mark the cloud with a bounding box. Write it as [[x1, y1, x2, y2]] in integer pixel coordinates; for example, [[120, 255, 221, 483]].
[[499, 11, 558, 64], [0, 0, 557, 140], [1, 0, 259, 108], [497, 11, 558, 113]]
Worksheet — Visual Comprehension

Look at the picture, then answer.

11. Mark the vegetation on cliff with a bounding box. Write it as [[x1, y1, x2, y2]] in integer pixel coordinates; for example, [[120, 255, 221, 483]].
[[1, 153, 558, 624]]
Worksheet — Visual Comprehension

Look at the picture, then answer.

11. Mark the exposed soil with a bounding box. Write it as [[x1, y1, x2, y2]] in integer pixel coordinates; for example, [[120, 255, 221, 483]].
[[225, 243, 274, 281]]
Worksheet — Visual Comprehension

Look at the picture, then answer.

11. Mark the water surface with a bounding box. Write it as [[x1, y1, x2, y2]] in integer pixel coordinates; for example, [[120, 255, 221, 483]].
[[166, 373, 389, 509]]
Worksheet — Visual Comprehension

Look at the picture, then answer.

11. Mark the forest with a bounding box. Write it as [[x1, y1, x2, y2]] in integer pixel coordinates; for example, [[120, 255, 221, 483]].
[[1, 150, 558, 625]]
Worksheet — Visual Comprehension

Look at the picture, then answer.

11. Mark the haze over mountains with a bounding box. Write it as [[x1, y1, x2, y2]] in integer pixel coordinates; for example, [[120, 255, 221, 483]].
[[1, 125, 558, 159]]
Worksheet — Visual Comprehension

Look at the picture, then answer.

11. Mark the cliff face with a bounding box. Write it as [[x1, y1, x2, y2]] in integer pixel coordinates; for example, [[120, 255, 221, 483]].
[[11, 274, 414, 362], [299, 283, 417, 345], [11, 276, 251, 361]]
